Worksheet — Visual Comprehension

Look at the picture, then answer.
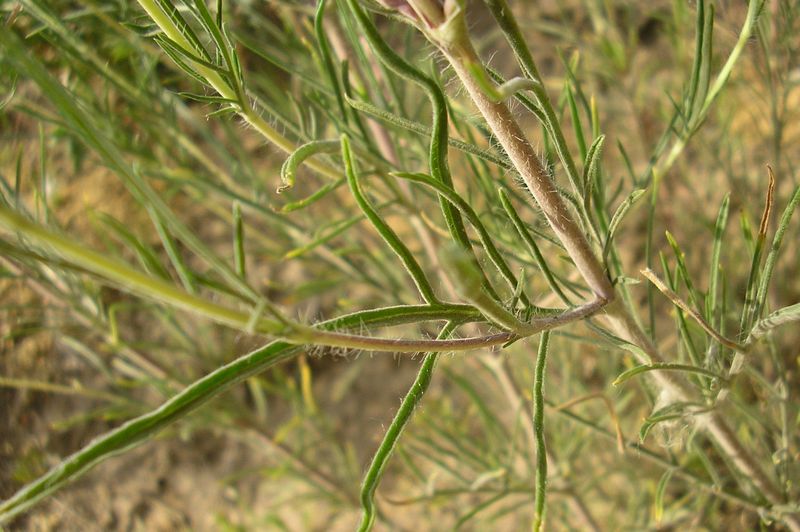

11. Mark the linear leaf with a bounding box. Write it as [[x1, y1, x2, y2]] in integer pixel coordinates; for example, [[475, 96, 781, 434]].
[[279, 140, 340, 193], [582, 134, 605, 212], [613, 363, 725, 387], [533, 331, 550, 532], [751, 185, 800, 326], [357, 322, 456, 532], [341, 135, 439, 304], [603, 188, 645, 260], [654, 469, 674, 523], [746, 302, 800, 344], [706, 194, 730, 325]]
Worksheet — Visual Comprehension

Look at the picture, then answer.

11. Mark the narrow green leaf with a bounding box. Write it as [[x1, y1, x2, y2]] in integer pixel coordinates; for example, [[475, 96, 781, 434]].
[[533, 331, 550, 532], [279, 140, 340, 193], [582, 134, 605, 211], [92, 212, 171, 281], [154, 33, 228, 78], [176, 92, 238, 105], [344, 91, 510, 170], [191, 0, 235, 76], [751, 186, 800, 326], [616, 140, 638, 186], [283, 214, 364, 260], [281, 177, 346, 213], [393, 171, 527, 307], [706, 194, 730, 326], [603, 189, 646, 260], [565, 86, 587, 162], [340, 135, 439, 304], [747, 302, 800, 344], [654, 469, 674, 523], [232, 202, 245, 278], [613, 363, 724, 387], [455, 492, 509, 530], [314, 0, 347, 120], [150, 209, 196, 294], [357, 322, 457, 532], [236, 32, 328, 92], [664, 231, 702, 309], [697, 0, 766, 120], [685, 0, 706, 116], [498, 188, 572, 305], [591, 326, 651, 363], [152, 0, 212, 61], [691, 3, 714, 123], [658, 254, 701, 369], [204, 106, 237, 118], [686, 0, 714, 125], [639, 414, 682, 443], [343, 0, 476, 264]]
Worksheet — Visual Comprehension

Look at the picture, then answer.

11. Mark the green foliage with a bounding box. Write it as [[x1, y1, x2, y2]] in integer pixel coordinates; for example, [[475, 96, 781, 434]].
[[1, 0, 799, 529]]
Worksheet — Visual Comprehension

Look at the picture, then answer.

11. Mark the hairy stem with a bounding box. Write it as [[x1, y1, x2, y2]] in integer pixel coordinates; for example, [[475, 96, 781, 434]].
[[436, 20, 799, 532], [443, 46, 614, 302], [136, 0, 342, 181]]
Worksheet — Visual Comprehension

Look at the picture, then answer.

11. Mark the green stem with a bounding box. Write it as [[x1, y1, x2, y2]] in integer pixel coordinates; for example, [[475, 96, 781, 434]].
[[0, 206, 280, 333], [1, 205, 522, 353]]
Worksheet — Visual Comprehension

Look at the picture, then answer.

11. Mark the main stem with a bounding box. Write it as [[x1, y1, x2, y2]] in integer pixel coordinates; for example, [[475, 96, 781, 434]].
[[443, 40, 800, 531], [444, 51, 614, 303]]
